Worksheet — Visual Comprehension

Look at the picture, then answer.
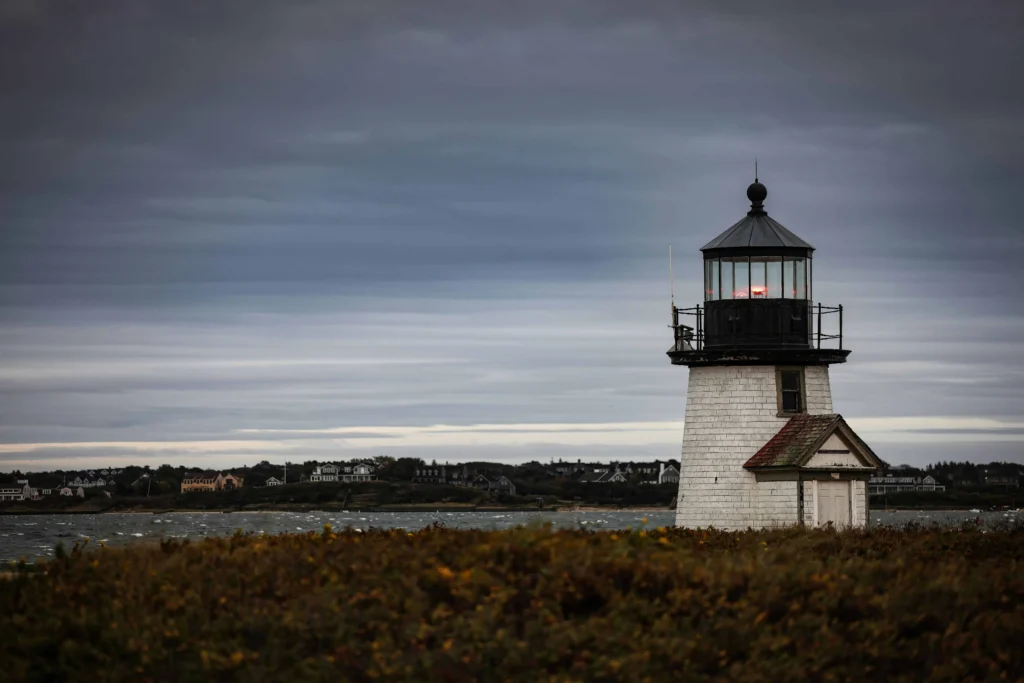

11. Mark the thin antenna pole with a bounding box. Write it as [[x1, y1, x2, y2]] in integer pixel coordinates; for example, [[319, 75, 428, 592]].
[[755, 157, 758, 182], [669, 244, 675, 310]]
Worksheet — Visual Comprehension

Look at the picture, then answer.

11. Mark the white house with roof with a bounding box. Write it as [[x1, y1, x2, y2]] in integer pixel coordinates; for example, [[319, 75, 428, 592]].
[[265, 477, 283, 486], [868, 474, 945, 495], [657, 462, 679, 484], [341, 463, 375, 482], [310, 464, 340, 482], [0, 481, 32, 502]]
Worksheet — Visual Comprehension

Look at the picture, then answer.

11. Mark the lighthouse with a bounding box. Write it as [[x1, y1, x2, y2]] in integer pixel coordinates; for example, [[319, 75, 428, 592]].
[[668, 177, 881, 529]]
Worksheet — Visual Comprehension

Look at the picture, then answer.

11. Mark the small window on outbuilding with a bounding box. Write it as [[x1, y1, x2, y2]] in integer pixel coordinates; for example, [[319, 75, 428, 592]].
[[776, 367, 805, 414]]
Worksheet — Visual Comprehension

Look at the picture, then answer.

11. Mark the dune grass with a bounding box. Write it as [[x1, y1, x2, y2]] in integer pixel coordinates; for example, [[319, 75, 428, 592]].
[[2, 523, 1022, 682]]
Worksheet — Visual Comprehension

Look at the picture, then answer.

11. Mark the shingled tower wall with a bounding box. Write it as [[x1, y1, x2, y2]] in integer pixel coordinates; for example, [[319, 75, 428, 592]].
[[675, 365, 834, 529]]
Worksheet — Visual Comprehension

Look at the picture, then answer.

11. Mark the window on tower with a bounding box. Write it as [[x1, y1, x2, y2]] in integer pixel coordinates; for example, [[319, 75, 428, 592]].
[[776, 368, 805, 414]]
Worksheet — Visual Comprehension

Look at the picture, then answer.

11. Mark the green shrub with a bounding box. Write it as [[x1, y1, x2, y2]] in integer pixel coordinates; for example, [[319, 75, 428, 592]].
[[1, 525, 1022, 682]]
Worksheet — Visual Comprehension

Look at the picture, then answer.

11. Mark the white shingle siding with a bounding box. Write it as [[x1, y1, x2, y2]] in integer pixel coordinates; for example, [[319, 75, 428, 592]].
[[674, 365, 834, 530]]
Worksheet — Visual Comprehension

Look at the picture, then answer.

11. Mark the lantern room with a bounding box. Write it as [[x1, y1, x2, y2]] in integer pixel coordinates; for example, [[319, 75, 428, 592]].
[[669, 178, 847, 365]]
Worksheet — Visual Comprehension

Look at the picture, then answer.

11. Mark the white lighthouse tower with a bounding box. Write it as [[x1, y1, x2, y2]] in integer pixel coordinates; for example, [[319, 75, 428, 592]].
[[668, 177, 881, 530]]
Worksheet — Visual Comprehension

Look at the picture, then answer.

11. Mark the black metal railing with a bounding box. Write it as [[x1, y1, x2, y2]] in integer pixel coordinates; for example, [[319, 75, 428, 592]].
[[671, 302, 843, 352], [671, 305, 703, 352], [814, 304, 843, 350]]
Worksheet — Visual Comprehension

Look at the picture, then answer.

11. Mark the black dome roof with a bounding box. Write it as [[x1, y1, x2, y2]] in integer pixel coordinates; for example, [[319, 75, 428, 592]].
[[700, 181, 814, 257]]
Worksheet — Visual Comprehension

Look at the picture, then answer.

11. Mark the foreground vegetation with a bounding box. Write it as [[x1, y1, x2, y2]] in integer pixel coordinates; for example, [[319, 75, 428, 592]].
[[2, 524, 1022, 682]]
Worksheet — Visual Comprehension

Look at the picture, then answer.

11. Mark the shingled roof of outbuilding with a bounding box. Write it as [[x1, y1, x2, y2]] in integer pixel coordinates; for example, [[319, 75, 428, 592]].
[[743, 414, 842, 468]]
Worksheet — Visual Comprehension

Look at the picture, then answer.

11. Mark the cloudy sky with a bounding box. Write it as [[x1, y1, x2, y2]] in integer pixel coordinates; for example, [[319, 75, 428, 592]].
[[2, 0, 1022, 472]]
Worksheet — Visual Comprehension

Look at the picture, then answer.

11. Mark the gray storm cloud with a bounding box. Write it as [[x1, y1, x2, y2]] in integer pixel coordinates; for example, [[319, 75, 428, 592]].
[[0, 0, 1022, 470]]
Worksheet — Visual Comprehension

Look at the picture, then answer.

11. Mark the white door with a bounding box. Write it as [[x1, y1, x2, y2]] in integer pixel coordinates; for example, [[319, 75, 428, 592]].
[[817, 481, 851, 528]]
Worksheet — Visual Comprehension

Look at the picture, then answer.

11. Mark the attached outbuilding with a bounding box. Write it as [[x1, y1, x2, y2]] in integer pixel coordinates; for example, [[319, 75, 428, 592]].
[[743, 414, 882, 528]]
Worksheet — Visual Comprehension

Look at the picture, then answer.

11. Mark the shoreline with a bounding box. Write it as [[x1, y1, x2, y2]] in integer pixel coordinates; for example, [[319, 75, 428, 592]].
[[0, 505, 1015, 516], [0, 505, 672, 516]]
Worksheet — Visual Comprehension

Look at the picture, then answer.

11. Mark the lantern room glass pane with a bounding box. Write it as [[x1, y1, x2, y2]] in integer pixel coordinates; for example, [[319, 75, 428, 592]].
[[766, 258, 782, 298], [794, 258, 807, 299], [733, 259, 749, 299], [711, 259, 720, 300], [720, 259, 734, 300], [783, 257, 805, 299], [750, 258, 767, 299]]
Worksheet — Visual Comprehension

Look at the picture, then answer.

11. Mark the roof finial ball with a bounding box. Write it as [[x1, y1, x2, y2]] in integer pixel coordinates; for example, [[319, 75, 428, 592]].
[[746, 160, 767, 215]]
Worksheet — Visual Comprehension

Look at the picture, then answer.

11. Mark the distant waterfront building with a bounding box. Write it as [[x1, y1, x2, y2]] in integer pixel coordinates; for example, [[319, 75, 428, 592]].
[[310, 464, 340, 482], [470, 474, 517, 496], [265, 477, 283, 486], [309, 463, 375, 483], [657, 462, 680, 485], [668, 178, 881, 529], [181, 472, 220, 493], [983, 475, 1019, 489], [868, 474, 945, 495], [413, 466, 447, 484], [342, 464, 375, 482], [220, 473, 243, 490], [181, 472, 245, 493], [0, 482, 32, 502]]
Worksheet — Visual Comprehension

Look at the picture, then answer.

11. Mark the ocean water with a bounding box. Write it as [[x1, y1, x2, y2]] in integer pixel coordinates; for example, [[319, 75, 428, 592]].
[[0, 509, 1018, 563]]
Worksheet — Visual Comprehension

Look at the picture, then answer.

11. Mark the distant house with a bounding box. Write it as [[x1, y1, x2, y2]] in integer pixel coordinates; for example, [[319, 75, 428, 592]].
[[552, 460, 586, 477], [577, 470, 608, 483], [658, 462, 680, 485], [984, 475, 1019, 489], [58, 486, 85, 498], [0, 482, 32, 502], [265, 477, 283, 487], [446, 466, 470, 486], [59, 487, 75, 497], [578, 465, 629, 484], [633, 463, 660, 482], [181, 472, 244, 493], [310, 464, 340, 482], [220, 473, 243, 490], [491, 475, 516, 495], [342, 464, 375, 482], [868, 474, 946, 495], [469, 474, 517, 496], [413, 466, 447, 484], [181, 472, 220, 493], [632, 461, 680, 485]]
